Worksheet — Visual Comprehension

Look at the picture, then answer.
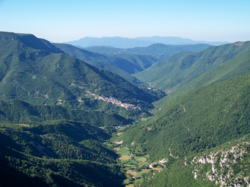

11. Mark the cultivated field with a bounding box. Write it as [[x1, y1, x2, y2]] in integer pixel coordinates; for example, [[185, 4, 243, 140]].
[[119, 155, 131, 160]]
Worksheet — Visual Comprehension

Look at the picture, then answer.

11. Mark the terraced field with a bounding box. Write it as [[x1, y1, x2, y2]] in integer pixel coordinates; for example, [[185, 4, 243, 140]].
[[112, 131, 165, 186]]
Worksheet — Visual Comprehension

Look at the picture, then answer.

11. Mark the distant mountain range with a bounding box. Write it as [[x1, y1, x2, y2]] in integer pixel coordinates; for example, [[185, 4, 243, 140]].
[[85, 43, 211, 60], [66, 36, 228, 48], [53, 43, 159, 78]]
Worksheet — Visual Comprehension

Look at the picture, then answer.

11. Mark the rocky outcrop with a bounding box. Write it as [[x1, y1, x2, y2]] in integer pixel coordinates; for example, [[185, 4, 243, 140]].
[[158, 158, 167, 168], [115, 140, 123, 145], [189, 142, 250, 187], [169, 148, 179, 159], [29, 141, 48, 155]]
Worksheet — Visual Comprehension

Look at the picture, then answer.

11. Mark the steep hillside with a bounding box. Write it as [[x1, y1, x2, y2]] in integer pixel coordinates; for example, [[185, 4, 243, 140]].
[[0, 99, 129, 127], [15, 33, 64, 54], [52, 43, 109, 62], [0, 120, 125, 186], [116, 72, 250, 162], [0, 32, 164, 117], [137, 137, 250, 187], [107, 54, 158, 74], [163, 48, 250, 106], [53, 43, 140, 83], [54, 43, 158, 77], [146, 51, 192, 69], [135, 42, 250, 92]]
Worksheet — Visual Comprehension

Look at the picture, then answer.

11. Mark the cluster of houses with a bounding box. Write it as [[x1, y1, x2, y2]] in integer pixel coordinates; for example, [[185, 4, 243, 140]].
[[86, 91, 141, 110]]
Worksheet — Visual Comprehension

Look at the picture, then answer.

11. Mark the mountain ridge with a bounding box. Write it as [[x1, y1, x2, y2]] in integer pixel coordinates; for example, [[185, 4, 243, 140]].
[[66, 36, 228, 48], [134, 41, 250, 92], [85, 43, 211, 60], [53, 43, 159, 77], [0, 31, 164, 118]]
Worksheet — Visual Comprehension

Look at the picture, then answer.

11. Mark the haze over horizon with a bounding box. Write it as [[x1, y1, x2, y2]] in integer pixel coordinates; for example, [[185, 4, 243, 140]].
[[0, 0, 249, 43]]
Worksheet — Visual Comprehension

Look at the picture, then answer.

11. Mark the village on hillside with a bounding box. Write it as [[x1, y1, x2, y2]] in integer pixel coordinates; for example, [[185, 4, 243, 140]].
[[85, 91, 141, 110]]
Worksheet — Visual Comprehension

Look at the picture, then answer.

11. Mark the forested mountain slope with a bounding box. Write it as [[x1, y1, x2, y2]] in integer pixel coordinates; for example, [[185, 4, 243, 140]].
[[135, 42, 250, 92], [0, 120, 125, 186], [16, 33, 65, 54], [163, 48, 250, 105], [54, 43, 158, 75], [116, 71, 250, 161], [0, 99, 129, 127], [106, 54, 158, 74], [138, 136, 250, 187], [0, 32, 164, 117], [53, 43, 141, 83]]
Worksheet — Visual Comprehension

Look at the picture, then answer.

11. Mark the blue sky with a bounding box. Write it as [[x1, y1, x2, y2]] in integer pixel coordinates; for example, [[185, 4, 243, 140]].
[[1, 0, 249, 43]]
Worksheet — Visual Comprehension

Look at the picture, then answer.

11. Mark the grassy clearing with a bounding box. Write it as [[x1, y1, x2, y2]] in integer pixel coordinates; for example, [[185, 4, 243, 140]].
[[125, 165, 136, 168], [134, 178, 144, 185], [117, 132, 123, 136], [123, 179, 130, 185], [125, 160, 138, 165], [141, 117, 150, 121], [152, 162, 158, 165], [119, 155, 131, 160], [125, 184, 134, 187], [103, 142, 112, 146], [125, 167, 133, 171], [135, 156, 147, 162], [113, 147, 120, 152], [119, 126, 128, 131], [121, 160, 130, 163], [118, 147, 130, 155], [135, 173, 143, 177], [153, 168, 162, 171], [139, 169, 151, 174], [19, 124, 29, 127], [126, 170, 137, 177], [138, 162, 147, 167]]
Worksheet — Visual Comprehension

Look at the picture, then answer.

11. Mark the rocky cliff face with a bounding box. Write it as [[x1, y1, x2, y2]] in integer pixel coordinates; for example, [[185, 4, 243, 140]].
[[189, 142, 250, 187]]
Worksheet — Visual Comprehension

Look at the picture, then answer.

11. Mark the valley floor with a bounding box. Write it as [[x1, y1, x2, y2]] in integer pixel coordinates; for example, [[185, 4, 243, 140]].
[[109, 126, 165, 187]]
